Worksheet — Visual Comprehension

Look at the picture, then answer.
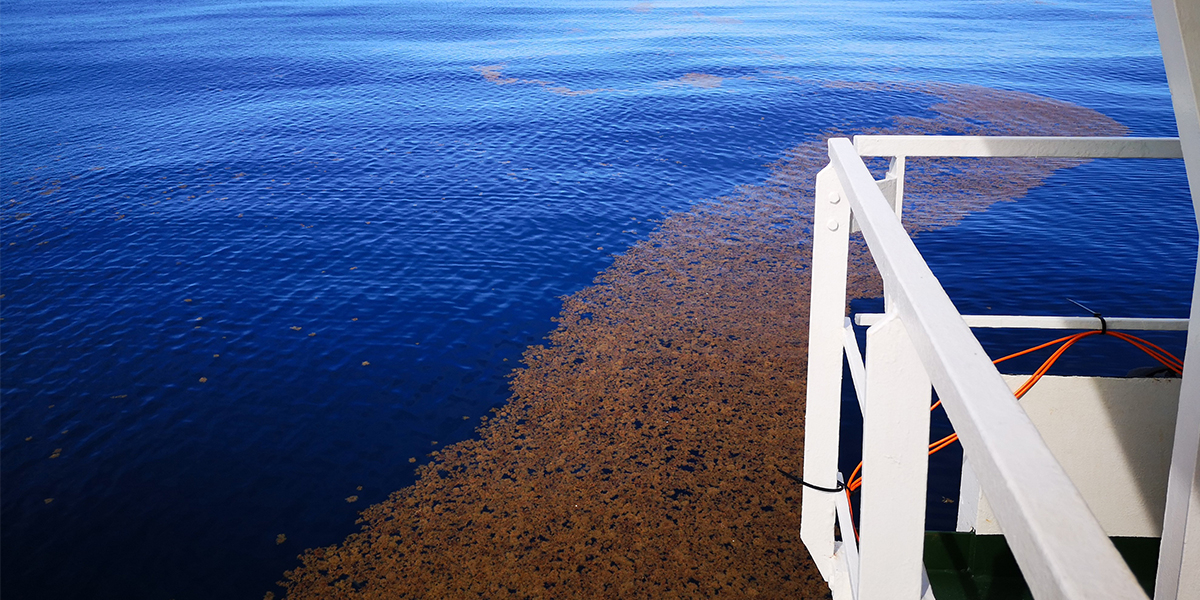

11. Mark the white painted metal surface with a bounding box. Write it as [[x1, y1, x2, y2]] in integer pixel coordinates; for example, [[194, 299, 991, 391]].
[[1150, 1, 1200, 598], [969, 376, 1181, 538], [843, 317, 867, 413], [829, 542, 855, 600], [886, 156, 905, 218], [857, 315, 931, 600], [834, 476, 861, 598], [855, 313, 1189, 331], [851, 157, 903, 234], [800, 165, 852, 582], [854, 135, 1183, 159], [801, 5, 1200, 597], [829, 135, 1148, 599], [957, 457, 981, 533], [803, 136, 1156, 599]]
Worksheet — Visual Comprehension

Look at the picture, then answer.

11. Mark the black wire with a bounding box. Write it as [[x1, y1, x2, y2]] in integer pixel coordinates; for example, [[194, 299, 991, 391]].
[[1067, 298, 1107, 335], [777, 467, 845, 493]]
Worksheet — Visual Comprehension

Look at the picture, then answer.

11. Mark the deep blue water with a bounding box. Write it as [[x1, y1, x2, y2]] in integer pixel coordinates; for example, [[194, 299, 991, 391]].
[[1, 1, 1190, 598]]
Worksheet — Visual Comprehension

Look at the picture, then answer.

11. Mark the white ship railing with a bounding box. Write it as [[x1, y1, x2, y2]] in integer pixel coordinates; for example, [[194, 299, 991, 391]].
[[801, 135, 1184, 600]]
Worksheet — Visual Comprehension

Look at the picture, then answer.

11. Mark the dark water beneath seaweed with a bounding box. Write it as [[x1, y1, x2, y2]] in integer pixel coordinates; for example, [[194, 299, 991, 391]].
[[1, 0, 1191, 598]]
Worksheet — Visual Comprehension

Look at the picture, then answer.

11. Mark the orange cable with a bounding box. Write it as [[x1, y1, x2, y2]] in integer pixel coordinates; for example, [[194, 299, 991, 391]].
[[844, 487, 859, 542], [844, 329, 1182, 497]]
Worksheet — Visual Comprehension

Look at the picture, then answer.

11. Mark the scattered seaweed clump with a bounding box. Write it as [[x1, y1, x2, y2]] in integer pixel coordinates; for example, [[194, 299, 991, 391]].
[[280, 82, 1125, 599], [676, 73, 725, 89]]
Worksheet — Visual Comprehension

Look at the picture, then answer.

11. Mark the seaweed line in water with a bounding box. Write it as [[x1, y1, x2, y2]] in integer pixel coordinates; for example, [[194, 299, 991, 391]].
[[279, 81, 1125, 599]]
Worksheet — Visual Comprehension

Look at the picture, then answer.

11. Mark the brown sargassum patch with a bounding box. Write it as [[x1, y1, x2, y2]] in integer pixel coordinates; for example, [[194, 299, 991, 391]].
[[473, 64, 615, 97], [280, 83, 1125, 599]]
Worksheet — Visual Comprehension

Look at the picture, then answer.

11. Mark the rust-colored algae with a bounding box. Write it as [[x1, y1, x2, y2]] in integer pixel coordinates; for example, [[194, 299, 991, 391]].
[[280, 83, 1124, 599]]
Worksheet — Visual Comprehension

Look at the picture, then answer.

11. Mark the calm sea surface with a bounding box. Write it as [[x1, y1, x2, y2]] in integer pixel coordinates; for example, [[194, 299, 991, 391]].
[[2, 0, 1192, 598]]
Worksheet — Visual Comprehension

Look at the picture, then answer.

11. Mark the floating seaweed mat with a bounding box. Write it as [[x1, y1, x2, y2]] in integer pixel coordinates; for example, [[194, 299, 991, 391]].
[[280, 82, 1125, 599]]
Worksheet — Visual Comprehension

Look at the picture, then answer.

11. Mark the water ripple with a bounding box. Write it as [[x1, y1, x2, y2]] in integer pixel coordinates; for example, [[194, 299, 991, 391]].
[[1, 0, 1180, 598]]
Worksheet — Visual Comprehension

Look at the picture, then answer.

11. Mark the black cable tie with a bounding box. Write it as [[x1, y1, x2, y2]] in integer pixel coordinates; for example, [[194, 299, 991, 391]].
[[777, 467, 845, 493], [1067, 298, 1108, 335]]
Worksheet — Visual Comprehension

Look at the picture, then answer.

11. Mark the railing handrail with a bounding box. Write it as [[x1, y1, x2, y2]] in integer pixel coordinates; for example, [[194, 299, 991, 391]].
[[825, 136, 1149, 599], [854, 135, 1183, 159], [854, 313, 1189, 331]]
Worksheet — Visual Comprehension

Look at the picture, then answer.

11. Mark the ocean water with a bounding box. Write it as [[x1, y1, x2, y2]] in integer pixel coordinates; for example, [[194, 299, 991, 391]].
[[1, 0, 1191, 598]]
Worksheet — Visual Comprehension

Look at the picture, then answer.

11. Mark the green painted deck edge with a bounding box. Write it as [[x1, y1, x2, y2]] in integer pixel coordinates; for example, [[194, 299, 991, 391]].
[[923, 532, 1159, 599]]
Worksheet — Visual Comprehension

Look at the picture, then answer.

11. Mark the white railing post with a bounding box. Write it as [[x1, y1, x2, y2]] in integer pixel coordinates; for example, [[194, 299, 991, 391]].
[[802, 165, 853, 581], [885, 155, 905, 222], [834, 473, 862, 596], [1151, 2, 1200, 598], [858, 314, 932, 600], [851, 155, 905, 236], [957, 456, 982, 532]]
